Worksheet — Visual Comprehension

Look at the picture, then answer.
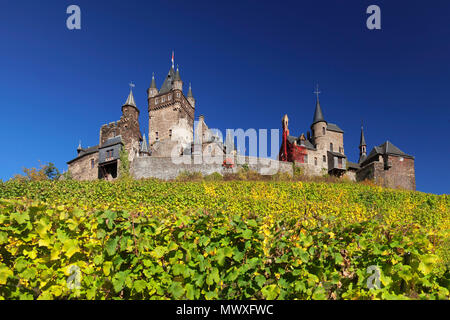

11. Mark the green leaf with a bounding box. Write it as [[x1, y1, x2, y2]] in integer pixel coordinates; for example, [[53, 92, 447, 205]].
[[261, 284, 280, 300], [0, 264, 13, 285], [105, 236, 119, 256], [169, 282, 185, 299], [255, 275, 266, 288], [133, 280, 147, 293], [206, 267, 220, 285], [151, 246, 167, 259], [103, 261, 113, 276]]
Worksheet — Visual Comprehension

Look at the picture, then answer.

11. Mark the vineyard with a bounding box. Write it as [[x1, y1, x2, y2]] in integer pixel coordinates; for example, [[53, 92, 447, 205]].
[[0, 179, 448, 300]]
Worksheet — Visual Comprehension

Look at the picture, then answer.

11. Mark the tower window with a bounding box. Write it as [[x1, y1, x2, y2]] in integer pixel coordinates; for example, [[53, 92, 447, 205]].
[[314, 157, 318, 166], [91, 159, 95, 169], [322, 127, 326, 135], [323, 155, 326, 162], [330, 143, 333, 152], [169, 129, 172, 138], [155, 132, 159, 141]]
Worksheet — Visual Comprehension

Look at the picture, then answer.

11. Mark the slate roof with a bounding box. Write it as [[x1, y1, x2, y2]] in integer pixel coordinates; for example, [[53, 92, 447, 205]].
[[150, 73, 157, 89], [363, 141, 414, 165], [359, 126, 366, 147], [327, 150, 346, 158], [123, 90, 136, 107], [327, 123, 344, 133], [159, 67, 175, 94], [100, 135, 123, 149], [347, 161, 361, 170], [312, 99, 326, 125], [287, 135, 316, 150], [67, 145, 99, 164]]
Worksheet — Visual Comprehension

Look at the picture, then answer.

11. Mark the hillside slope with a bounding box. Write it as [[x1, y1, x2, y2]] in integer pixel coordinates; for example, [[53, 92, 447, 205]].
[[0, 180, 448, 299]]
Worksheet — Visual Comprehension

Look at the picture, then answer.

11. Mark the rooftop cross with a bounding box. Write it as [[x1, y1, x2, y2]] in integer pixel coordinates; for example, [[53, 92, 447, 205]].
[[129, 82, 135, 90], [314, 84, 321, 100]]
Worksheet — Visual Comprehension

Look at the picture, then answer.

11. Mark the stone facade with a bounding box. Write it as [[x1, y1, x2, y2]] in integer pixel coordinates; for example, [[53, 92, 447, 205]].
[[67, 151, 99, 181], [357, 155, 415, 190], [131, 156, 293, 181]]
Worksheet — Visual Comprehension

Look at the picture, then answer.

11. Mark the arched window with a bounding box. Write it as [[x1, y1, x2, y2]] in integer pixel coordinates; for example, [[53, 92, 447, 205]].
[[330, 143, 333, 152], [322, 127, 326, 135], [323, 155, 326, 162], [314, 157, 318, 166]]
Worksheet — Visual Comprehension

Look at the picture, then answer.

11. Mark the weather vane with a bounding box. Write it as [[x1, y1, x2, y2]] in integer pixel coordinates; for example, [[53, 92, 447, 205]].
[[129, 82, 135, 89]]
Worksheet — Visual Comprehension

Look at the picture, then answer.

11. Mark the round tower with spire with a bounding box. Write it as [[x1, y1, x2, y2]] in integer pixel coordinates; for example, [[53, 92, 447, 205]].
[[311, 85, 327, 150]]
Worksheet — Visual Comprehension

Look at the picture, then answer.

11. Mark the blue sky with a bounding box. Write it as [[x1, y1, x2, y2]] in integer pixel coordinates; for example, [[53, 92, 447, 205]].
[[0, 0, 448, 194]]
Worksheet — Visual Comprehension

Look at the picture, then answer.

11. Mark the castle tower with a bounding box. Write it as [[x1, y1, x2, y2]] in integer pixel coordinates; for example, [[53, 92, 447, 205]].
[[310, 88, 327, 149], [147, 53, 195, 152], [147, 73, 158, 99], [187, 83, 195, 108], [358, 125, 367, 163]]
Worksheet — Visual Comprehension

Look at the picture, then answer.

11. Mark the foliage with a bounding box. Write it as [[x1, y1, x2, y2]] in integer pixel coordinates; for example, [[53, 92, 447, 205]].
[[119, 147, 130, 180], [12, 162, 60, 182], [0, 180, 448, 300]]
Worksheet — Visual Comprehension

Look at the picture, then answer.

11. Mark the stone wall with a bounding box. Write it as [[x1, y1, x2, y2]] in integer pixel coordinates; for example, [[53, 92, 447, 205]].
[[356, 156, 416, 190], [68, 153, 99, 181], [130, 156, 293, 180]]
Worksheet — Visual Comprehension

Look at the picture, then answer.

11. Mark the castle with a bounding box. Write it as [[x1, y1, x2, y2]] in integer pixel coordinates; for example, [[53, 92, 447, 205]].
[[67, 56, 415, 190], [279, 89, 416, 190]]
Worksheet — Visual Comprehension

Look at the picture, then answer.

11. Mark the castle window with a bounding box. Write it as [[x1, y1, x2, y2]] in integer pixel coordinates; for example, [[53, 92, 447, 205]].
[[314, 157, 317, 166], [162, 97, 165, 102], [155, 132, 159, 141], [91, 159, 95, 169], [169, 129, 172, 138], [168, 95, 172, 100], [155, 99, 158, 104], [322, 127, 325, 135], [177, 92, 180, 97], [330, 143, 333, 152], [323, 155, 326, 162]]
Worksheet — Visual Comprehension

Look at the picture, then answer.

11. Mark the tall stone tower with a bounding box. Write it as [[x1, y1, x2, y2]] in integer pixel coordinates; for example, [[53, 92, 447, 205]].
[[99, 88, 142, 161], [311, 95, 327, 150], [147, 54, 195, 156]]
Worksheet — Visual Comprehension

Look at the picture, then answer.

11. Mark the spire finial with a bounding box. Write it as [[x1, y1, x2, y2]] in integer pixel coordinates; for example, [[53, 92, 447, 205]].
[[152, 72, 155, 79], [129, 82, 135, 91], [77, 140, 82, 150], [314, 84, 321, 100]]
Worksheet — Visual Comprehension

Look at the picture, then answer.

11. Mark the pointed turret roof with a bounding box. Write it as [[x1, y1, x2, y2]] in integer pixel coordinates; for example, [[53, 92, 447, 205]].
[[159, 67, 175, 94], [124, 89, 136, 107], [359, 126, 367, 147], [312, 98, 326, 125], [174, 65, 181, 81], [187, 83, 193, 98], [150, 73, 157, 89], [140, 134, 149, 153]]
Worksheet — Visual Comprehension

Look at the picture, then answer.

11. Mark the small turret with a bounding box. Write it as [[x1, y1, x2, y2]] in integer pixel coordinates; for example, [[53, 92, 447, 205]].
[[187, 83, 196, 108], [358, 124, 367, 163], [147, 73, 158, 98], [140, 134, 150, 156], [173, 65, 183, 91]]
